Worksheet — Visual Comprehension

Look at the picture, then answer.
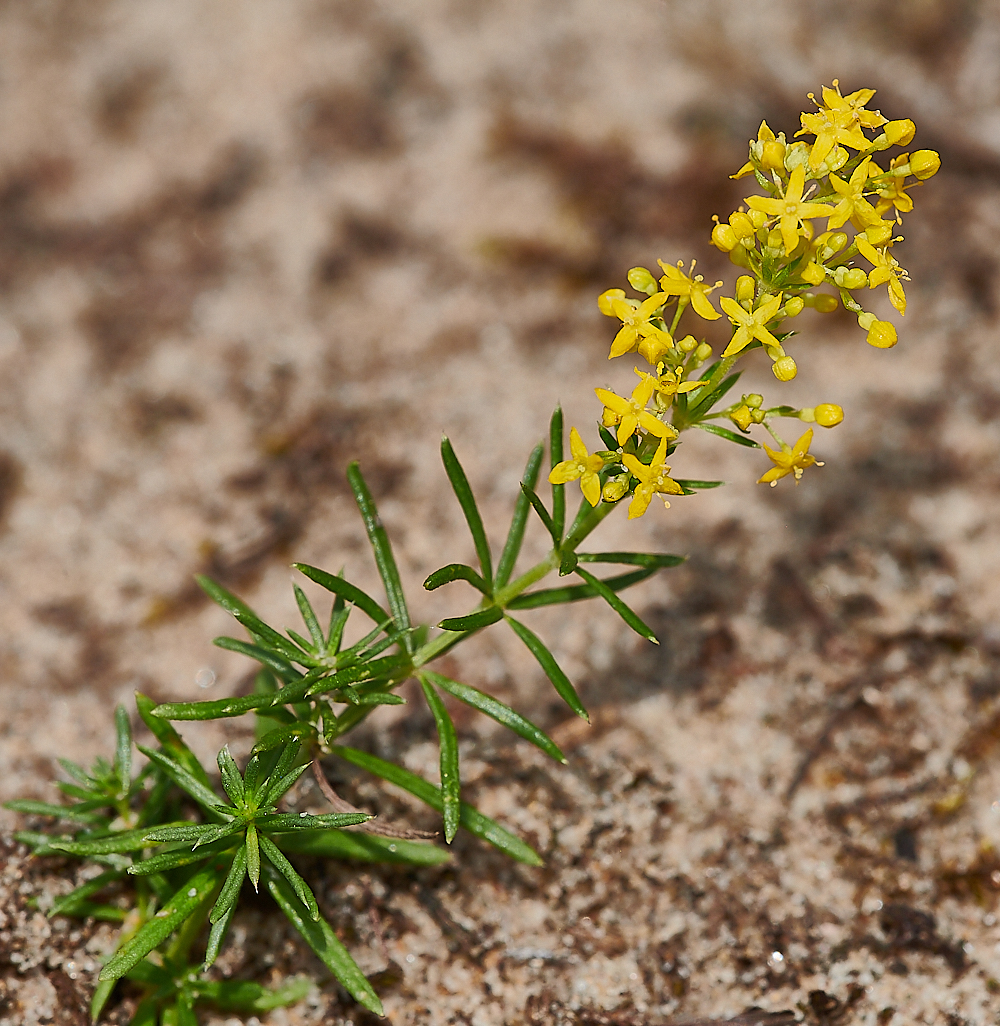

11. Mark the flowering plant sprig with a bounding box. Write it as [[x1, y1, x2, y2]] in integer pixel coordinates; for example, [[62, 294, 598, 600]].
[[7, 81, 937, 1024]]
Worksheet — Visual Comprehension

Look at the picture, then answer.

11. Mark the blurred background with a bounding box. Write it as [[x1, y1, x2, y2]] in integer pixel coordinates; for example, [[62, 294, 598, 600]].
[[2, 2, 1000, 1023]]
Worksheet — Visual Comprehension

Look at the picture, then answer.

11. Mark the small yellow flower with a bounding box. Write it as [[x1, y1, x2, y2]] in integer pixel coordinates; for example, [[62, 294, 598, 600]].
[[595, 376, 676, 447], [730, 404, 753, 431], [757, 429, 824, 487], [643, 365, 706, 408], [797, 81, 885, 169], [603, 292, 673, 360], [827, 157, 879, 231], [719, 292, 784, 357], [548, 427, 605, 507], [622, 435, 685, 519], [656, 260, 722, 321], [856, 237, 908, 315], [732, 120, 787, 178], [746, 166, 834, 255]]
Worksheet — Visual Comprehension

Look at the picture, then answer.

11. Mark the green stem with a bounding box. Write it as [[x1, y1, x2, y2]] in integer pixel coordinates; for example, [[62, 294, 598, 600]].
[[672, 351, 741, 432]]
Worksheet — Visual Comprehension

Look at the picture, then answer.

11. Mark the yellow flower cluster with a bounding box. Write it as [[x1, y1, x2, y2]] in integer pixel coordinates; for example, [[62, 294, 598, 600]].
[[551, 82, 938, 516]]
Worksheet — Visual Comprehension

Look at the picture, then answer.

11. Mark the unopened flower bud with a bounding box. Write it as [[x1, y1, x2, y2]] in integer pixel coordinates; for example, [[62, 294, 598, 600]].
[[784, 296, 804, 317], [910, 149, 940, 180], [816, 230, 848, 258], [865, 221, 893, 246], [772, 355, 797, 381], [834, 266, 869, 290], [598, 288, 625, 316], [885, 119, 916, 146], [766, 229, 784, 251], [814, 403, 844, 427], [745, 393, 764, 409], [728, 243, 751, 269], [711, 223, 738, 252], [678, 334, 698, 353], [694, 343, 713, 361], [748, 208, 768, 229], [736, 275, 755, 305], [761, 139, 786, 172], [730, 405, 753, 432], [627, 267, 658, 295], [800, 262, 825, 285], [866, 319, 898, 348], [812, 293, 839, 313], [602, 478, 629, 503], [728, 211, 755, 240]]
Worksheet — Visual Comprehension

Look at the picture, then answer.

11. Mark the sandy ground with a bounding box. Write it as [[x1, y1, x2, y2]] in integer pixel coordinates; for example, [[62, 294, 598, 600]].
[[2, 1, 1000, 1023]]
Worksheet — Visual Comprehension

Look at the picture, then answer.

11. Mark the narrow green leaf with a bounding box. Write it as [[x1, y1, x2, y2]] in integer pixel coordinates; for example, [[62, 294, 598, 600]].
[[423, 563, 490, 595], [293, 583, 326, 650], [151, 667, 328, 721], [54, 782, 99, 802], [598, 425, 619, 451], [262, 764, 312, 807], [98, 867, 218, 981], [90, 977, 118, 1024], [327, 604, 350, 657], [331, 746, 542, 866], [559, 549, 578, 576], [265, 864, 383, 1015], [127, 840, 235, 876], [210, 847, 247, 924], [113, 705, 132, 796], [696, 358, 723, 381], [256, 812, 371, 832], [574, 566, 659, 642], [48, 825, 167, 856], [293, 563, 388, 625], [285, 628, 318, 656], [142, 822, 232, 844], [504, 616, 588, 721], [246, 823, 260, 891], [672, 479, 724, 491], [550, 406, 565, 542], [199, 978, 314, 1013], [441, 438, 493, 588], [342, 690, 406, 707], [421, 670, 565, 763], [438, 605, 503, 633], [260, 835, 319, 920], [346, 462, 411, 648], [213, 637, 305, 681], [135, 747, 221, 811], [274, 829, 450, 865], [506, 568, 657, 609], [418, 677, 460, 843], [217, 746, 245, 806], [250, 724, 316, 758], [495, 442, 544, 590], [577, 551, 686, 568], [695, 422, 762, 447], [49, 869, 122, 918], [4, 799, 106, 825], [56, 758, 91, 787], [134, 693, 214, 789], [521, 483, 558, 543], [687, 370, 742, 413], [203, 900, 235, 969]]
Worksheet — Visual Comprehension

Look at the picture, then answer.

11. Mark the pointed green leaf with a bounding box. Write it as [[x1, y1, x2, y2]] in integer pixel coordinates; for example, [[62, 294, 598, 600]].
[[441, 437, 493, 588], [521, 483, 558, 543], [574, 566, 659, 642], [217, 746, 245, 806], [264, 864, 383, 1015], [345, 462, 411, 648], [213, 637, 306, 680], [438, 605, 503, 633], [56, 758, 92, 787], [274, 829, 450, 865], [256, 812, 371, 832], [98, 867, 219, 981], [495, 442, 544, 590], [293, 563, 388, 625], [90, 977, 118, 1024], [326, 605, 350, 657], [262, 764, 311, 807], [293, 583, 326, 650], [285, 628, 317, 656], [672, 479, 724, 491], [420, 670, 565, 763], [210, 847, 247, 924], [260, 834, 319, 920], [418, 677, 460, 843], [504, 616, 588, 721], [506, 568, 658, 609], [113, 705, 132, 796], [246, 823, 260, 891], [203, 899, 236, 970], [134, 693, 214, 789], [577, 551, 685, 568], [189, 976, 312, 1013], [331, 745, 542, 866], [127, 838, 237, 876], [250, 724, 316, 758], [48, 825, 168, 856], [136, 746, 221, 811], [142, 822, 233, 844], [49, 869, 122, 918], [687, 370, 742, 413], [423, 563, 490, 595], [3, 799, 106, 825], [550, 406, 565, 541], [695, 422, 761, 447]]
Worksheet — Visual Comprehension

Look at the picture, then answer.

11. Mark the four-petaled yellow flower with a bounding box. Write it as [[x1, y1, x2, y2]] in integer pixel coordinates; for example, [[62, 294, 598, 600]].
[[797, 81, 885, 169], [657, 260, 722, 321], [595, 375, 676, 447], [602, 291, 673, 360], [719, 292, 784, 357], [871, 155, 915, 221], [856, 237, 908, 315], [746, 166, 834, 255], [548, 427, 606, 507], [622, 435, 685, 519], [641, 365, 706, 408], [757, 429, 824, 486], [827, 157, 879, 231]]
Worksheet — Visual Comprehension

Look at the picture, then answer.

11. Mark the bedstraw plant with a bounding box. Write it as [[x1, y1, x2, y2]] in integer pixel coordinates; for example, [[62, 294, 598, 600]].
[[8, 82, 938, 1024]]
